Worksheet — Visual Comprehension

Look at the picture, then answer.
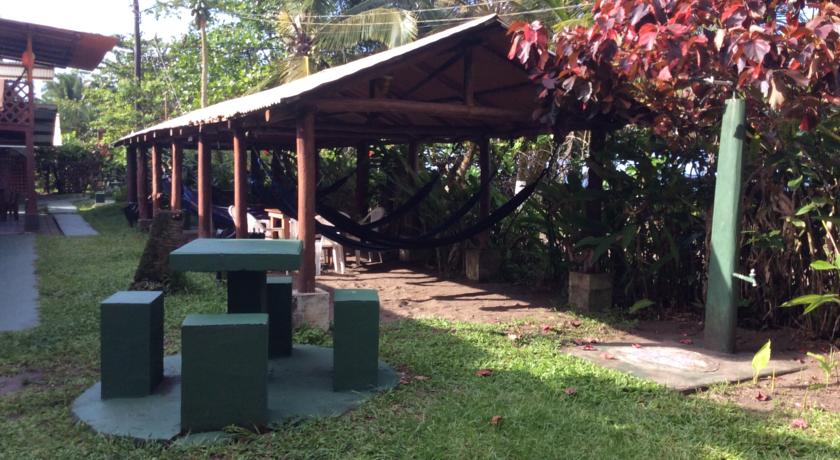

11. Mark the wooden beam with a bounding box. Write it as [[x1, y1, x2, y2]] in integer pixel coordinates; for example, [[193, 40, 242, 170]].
[[233, 128, 248, 238], [464, 47, 475, 106], [197, 134, 213, 237], [314, 99, 526, 121], [151, 144, 162, 216], [126, 145, 138, 205], [296, 110, 317, 293], [402, 51, 461, 97], [170, 140, 183, 211], [137, 145, 150, 220]]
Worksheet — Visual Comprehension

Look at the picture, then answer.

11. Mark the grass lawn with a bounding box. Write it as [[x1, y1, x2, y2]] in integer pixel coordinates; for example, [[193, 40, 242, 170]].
[[1, 204, 839, 459]]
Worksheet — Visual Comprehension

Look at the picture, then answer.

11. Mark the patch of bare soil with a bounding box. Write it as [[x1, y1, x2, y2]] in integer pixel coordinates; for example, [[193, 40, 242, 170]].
[[316, 262, 564, 324], [0, 370, 44, 397]]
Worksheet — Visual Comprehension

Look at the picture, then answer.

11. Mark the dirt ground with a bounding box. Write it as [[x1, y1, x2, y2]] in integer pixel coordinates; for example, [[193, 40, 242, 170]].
[[316, 261, 840, 414]]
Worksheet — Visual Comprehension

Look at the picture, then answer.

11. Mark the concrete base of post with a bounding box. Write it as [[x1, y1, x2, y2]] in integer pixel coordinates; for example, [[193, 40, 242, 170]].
[[292, 288, 330, 330], [24, 213, 39, 232], [568, 271, 612, 312], [464, 248, 500, 282]]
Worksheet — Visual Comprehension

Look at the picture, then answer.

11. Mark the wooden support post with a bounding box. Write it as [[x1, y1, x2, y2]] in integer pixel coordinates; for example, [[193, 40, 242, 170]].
[[126, 145, 137, 205], [197, 134, 213, 238], [137, 145, 150, 220], [170, 141, 182, 211], [233, 128, 248, 239], [704, 99, 746, 354], [22, 37, 38, 231], [478, 138, 491, 248], [355, 141, 370, 218], [151, 144, 162, 216], [296, 111, 316, 292]]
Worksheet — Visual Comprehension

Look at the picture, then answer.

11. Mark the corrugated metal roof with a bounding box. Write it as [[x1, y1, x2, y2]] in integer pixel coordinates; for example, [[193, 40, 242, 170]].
[[0, 18, 118, 71], [117, 14, 502, 145]]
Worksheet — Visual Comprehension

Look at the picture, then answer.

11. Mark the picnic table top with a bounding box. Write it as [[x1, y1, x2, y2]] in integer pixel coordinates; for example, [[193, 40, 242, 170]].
[[169, 238, 302, 272]]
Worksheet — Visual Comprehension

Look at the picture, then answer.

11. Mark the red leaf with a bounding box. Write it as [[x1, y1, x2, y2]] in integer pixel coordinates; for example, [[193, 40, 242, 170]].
[[742, 39, 771, 63], [490, 415, 503, 425], [679, 338, 694, 345], [756, 391, 771, 401], [790, 418, 809, 429], [541, 324, 555, 333], [570, 320, 582, 328], [638, 23, 659, 49], [581, 344, 597, 351], [564, 387, 577, 395], [632, 343, 643, 349], [657, 66, 673, 81], [475, 369, 493, 377]]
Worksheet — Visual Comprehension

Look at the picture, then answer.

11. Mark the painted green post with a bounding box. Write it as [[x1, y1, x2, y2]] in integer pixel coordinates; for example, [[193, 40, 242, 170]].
[[704, 98, 746, 354], [266, 275, 293, 357], [227, 271, 266, 314], [333, 289, 380, 391]]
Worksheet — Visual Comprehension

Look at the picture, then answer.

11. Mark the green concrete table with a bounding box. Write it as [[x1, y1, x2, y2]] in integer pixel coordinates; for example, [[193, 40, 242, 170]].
[[169, 239, 302, 314]]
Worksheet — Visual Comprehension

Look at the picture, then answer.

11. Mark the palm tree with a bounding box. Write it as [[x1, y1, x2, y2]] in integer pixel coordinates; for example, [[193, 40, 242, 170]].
[[190, 0, 211, 108], [270, 0, 417, 84]]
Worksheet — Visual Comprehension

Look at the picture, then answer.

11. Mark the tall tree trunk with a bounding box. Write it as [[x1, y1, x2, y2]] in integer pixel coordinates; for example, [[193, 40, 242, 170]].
[[199, 18, 208, 108]]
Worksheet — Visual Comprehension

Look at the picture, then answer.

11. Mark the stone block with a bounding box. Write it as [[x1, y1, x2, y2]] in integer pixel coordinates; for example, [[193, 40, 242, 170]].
[[292, 288, 330, 331], [181, 314, 268, 433], [100, 291, 164, 399], [95, 192, 106, 204], [266, 276, 293, 357], [465, 248, 500, 282], [568, 271, 613, 312], [333, 289, 379, 391]]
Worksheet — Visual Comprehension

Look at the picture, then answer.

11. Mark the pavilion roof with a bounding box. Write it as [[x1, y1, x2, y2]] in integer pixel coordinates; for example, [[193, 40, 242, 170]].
[[0, 18, 118, 71], [117, 14, 547, 148]]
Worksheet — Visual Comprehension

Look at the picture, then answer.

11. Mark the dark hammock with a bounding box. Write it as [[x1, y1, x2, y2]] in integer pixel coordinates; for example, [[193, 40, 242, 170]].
[[181, 184, 235, 229], [258, 164, 547, 250], [358, 174, 441, 228]]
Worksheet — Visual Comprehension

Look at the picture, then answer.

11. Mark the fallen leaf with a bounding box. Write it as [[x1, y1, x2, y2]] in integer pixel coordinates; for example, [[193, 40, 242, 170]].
[[679, 338, 694, 345], [564, 387, 577, 395], [602, 353, 616, 360], [414, 375, 430, 381], [632, 343, 643, 349], [570, 320, 582, 328], [581, 344, 597, 351], [475, 369, 493, 377], [756, 391, 771, 402], [790, 418, 809, 429], [541, 324, 554, 333], [490, 415, 503, 425]]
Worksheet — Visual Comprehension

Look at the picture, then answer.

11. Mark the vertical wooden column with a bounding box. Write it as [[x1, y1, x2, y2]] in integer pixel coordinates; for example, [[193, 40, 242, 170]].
[[478, 138, 491, 248], [197, 133, 213, 237], [704, 99, 746, 354], [151, 144, 162, 215], [296, 111, 316, 293], [355, 142, 370, 218], [170, 141, 182, 211], [136, 145, 150, 220], [126, 145, 138, 205], [233, 128, 248, 239], [22, 36, 38, 231]]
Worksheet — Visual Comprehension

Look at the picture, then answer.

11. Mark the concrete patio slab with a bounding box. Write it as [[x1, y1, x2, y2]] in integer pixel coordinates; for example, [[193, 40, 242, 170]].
[[567, 339, 806, 393], [0, 234, 39, 332]]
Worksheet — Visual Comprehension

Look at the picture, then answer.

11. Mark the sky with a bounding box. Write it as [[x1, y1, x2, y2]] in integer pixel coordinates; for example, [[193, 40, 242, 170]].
[[0, 0, 192, 39]]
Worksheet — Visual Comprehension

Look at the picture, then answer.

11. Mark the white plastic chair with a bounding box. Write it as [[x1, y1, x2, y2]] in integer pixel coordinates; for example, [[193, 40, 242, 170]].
[[228, 206, 266, 235]]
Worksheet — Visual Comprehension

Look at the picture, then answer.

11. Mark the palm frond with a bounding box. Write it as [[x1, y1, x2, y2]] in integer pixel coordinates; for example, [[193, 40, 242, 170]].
[[316, 7, 417, 51]]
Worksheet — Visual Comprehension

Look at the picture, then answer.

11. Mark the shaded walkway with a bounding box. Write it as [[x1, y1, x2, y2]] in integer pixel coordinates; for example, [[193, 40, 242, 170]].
[[47, 199, 98, 236], [0, 234, 38, 332]]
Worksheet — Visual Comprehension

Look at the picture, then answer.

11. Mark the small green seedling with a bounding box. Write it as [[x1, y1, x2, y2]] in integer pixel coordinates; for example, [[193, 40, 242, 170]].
[[807, 348, 837, 385], [752, 339, 772, 384]]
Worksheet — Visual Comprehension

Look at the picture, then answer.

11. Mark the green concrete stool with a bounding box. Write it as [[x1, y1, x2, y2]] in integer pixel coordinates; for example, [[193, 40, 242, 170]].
[[333, 289, 380, 391], [100, 291, 164, 399], [181, 314, 268, 433], [95, 191, 105, 204], [267, 276, 293, 357]]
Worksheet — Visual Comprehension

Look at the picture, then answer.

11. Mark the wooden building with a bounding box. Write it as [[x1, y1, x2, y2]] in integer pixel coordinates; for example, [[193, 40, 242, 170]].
[[0, 18, 116, 230], [116, 14, 549, 292]]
